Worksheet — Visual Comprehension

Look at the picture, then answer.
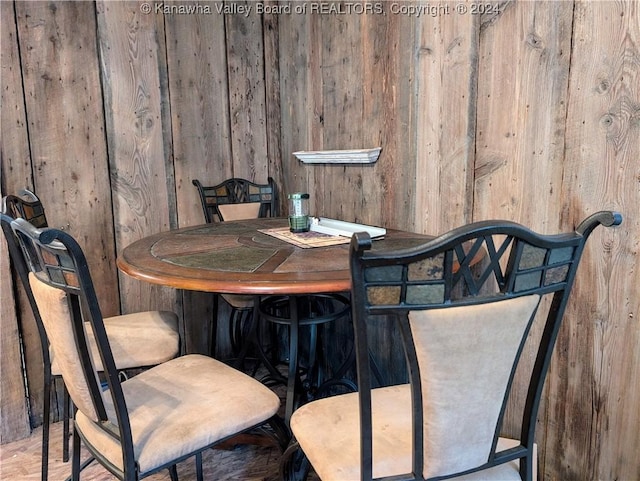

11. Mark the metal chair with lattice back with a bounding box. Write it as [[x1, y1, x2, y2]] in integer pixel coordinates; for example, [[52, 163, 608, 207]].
[[281, 211, 622, 481], [2, 191, 181, 481]]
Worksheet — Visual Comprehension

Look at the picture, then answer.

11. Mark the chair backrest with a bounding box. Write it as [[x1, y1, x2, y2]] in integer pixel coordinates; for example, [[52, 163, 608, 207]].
[[8, 217, 136, 469], [1, 193, 52, 380], [192, 177, 278, 223], [348, 211, 622, 481], [3, 189, 49, 228]]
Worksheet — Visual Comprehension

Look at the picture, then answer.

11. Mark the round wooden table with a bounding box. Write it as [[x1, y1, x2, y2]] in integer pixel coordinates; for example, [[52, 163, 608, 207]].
[[118, 218, 487, 422], [118, 218, 439, 421], [117, 217, 434, 295]]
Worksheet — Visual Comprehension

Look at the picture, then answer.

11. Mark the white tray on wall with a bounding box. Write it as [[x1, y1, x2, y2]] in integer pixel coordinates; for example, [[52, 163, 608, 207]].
[[293, 147, 382, 164]]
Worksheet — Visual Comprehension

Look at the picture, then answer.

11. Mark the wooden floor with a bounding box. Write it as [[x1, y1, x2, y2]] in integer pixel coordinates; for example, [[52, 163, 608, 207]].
[[0, 419, 319, 481]]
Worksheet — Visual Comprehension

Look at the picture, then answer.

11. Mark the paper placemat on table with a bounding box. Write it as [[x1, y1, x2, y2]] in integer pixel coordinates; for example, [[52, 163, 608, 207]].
[[259, 227, 350, 249]]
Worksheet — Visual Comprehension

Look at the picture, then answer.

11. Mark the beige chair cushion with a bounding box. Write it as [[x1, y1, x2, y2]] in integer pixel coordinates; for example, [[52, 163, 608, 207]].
[[410, 294, 540, 477], [291, 295, 540, 480], [50, 310, 179, 375], [291, 386, 535, 481], [29, 273, 105, 422], [217, 202, 262, 221], [75, 354, 280, 475], [221, 293, 255, 309]]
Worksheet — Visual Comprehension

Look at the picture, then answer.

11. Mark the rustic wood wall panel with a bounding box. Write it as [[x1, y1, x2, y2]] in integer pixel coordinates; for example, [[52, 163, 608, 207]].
[[225, 1, 270, 181], [278, 12, 315, 197], [317, 15, 365, 220], [16, 1, 117, 314], [166, 6, 232, 225], [360, 13, 415, 231], [0, 1, 35, 440], [414, 10, 477, 235], [545, 2, 639, 480], [262, 8, 285, 206], [11, 0, 116, 431], [96, 1, 175, 316], [279, 11, 417, 230], [473, 1, 573, 229], [0, 207, 30, 443]]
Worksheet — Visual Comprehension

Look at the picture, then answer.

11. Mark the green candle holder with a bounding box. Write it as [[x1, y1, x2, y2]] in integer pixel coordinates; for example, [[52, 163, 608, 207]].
[[288, 193, 310, 233]]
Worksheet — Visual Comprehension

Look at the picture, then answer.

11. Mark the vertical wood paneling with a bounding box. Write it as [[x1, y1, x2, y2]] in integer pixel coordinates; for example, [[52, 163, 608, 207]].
[[415, 11, 477, 235], [546, 2, 640, 480], [16, 1, 118, 315], [0, 1, 36, 439], [263, 7, 285, 206], [278, 12, 315, 196], [318, 15, 364, 220], [473, 1, 573, 229], [225, 1, 269, 181], [362, 12, 415, 232], [96, 1, 175, 314], [0, 210, 30, 443], [165, 5, 232, 228], [279, 12, 418, 230]]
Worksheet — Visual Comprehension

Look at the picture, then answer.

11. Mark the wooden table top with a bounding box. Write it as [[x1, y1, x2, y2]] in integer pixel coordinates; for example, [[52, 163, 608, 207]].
[[117, 217, 435, 295]]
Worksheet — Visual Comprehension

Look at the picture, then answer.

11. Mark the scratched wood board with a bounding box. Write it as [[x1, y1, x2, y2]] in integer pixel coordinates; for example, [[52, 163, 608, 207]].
[[14, 0, 116, 429]]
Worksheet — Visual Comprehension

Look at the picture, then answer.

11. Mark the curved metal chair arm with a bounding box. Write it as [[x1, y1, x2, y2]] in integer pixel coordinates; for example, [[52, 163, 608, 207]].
[[576, 210, 623, 237]]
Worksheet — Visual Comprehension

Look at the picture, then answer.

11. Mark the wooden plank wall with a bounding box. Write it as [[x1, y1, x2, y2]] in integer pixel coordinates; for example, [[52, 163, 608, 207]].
[[1, 1, 638, 479], [0, 0, 31, 442]]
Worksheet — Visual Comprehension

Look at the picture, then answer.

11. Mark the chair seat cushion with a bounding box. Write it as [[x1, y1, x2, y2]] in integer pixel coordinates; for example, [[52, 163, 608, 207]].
[[51, 310, 179, 375], [221, 293, 255, 309], [290, 384, 531, 481], [75, 354, 281, 475]]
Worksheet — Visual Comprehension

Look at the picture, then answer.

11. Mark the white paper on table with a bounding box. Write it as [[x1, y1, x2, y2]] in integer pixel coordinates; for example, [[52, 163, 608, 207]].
[[309, 217, 386, 239]]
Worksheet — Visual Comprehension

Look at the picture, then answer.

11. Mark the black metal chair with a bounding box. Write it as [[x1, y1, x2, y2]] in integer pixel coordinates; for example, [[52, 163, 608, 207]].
[[281, 211, 622, 481], [2, 192, 180, 481], [9, 216, 290, 481]]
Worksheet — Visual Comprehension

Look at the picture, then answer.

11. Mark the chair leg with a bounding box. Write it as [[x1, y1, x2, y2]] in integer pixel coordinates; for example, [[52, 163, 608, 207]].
[[279, 442, 311, 481], [285, 297, 300, 425], [71, 425, 81, 481], [62, 385, 71, 462], [41, 372, 52, 481], [168, 465, 179, 481], [195, 451, 203, 481]]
